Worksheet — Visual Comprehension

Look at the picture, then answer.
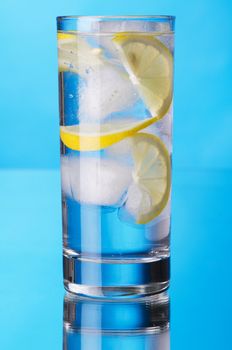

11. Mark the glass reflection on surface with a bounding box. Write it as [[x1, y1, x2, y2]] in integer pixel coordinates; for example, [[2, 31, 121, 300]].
[[63, 292, 170, 349]]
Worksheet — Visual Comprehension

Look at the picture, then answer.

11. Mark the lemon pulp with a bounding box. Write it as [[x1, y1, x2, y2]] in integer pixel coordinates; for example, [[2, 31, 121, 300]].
[[125, 133, 171, 224], [113, 33, 173, 120]]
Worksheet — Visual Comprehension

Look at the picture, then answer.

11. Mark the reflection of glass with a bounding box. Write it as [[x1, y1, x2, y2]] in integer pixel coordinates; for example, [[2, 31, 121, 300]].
[[63, 292, 170, 349], [57, 16, 175, 297]]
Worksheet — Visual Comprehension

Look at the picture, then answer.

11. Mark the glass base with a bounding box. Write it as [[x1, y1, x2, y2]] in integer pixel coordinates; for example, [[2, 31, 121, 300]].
[[63, 254, 170, 298]]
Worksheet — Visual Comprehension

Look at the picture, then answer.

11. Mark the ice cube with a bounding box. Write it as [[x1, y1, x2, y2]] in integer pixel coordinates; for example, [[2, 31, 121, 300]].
[[93, 35, 121, 61], [61, 156, 132, 206], [106, 137, 133, 158], [146, 200, 171, 241], [158, 34, 174, 54], [118, 184, 170, 238], [144, 106, 172, 136], [60, 156, 72, 197], [91, 20, 171, 35], [125, 184, 153, 217], [79, 63, 138, 122], [143, 106, 173, 153]]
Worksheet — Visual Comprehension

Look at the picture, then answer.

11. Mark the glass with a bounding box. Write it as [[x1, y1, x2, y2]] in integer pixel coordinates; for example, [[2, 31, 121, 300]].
[[63, 292, 170, 349], [57, 16, 175, 297]]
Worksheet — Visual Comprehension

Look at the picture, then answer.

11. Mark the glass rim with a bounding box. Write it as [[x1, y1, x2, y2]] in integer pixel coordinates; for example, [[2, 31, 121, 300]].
[[57, 15, 175, 21]]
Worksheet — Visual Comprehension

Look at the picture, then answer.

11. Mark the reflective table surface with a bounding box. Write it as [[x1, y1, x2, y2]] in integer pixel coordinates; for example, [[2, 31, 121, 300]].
[[0, 169, 231, 349], [64, 292, 169, 349]]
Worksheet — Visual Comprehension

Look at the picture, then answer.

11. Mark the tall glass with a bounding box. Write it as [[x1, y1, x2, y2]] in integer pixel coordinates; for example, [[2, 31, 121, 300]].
[[57, 16, 175, 297]]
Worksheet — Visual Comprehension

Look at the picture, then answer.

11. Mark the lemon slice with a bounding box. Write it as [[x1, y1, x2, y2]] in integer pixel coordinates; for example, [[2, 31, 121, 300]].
[[57, 32, 75, 41], [57, 31, 103, 74], [125, 133, 170, 224], [113, 33, 173, 120], [60, 116, 159, 151]]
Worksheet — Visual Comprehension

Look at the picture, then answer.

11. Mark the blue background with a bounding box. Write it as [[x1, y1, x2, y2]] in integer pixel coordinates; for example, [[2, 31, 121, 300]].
[[0, 0, 232, 349]]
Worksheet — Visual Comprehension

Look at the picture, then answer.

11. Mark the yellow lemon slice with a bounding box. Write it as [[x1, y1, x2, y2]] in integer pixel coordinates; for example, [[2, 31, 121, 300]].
[[57, 32, 75, 41], [60, 116, 160, 151], [113, 33, 173, 120], [125, 132, 171, 224]]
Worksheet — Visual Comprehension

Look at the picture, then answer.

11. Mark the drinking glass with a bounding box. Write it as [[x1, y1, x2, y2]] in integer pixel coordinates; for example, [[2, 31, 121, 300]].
[[57, 15, 175, 297]]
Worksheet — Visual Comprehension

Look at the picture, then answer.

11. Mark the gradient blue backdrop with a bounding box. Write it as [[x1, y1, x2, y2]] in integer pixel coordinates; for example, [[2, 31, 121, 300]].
[[0, 1, 232, 350]]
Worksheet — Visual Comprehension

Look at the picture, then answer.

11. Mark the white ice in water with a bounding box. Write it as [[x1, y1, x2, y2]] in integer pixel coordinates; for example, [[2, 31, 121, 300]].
[[144, 105, 173, 154], [61, 156, 132, 206], [79, 63, 138, 122], [93, 35, 121, 61], [126, 184, 153, 217], [154, 105, 173, 136], [146, 200, 171, 241], [106, 137, 133, 158], [158, 34, 174, 54], [91, 20, 171, 36]]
